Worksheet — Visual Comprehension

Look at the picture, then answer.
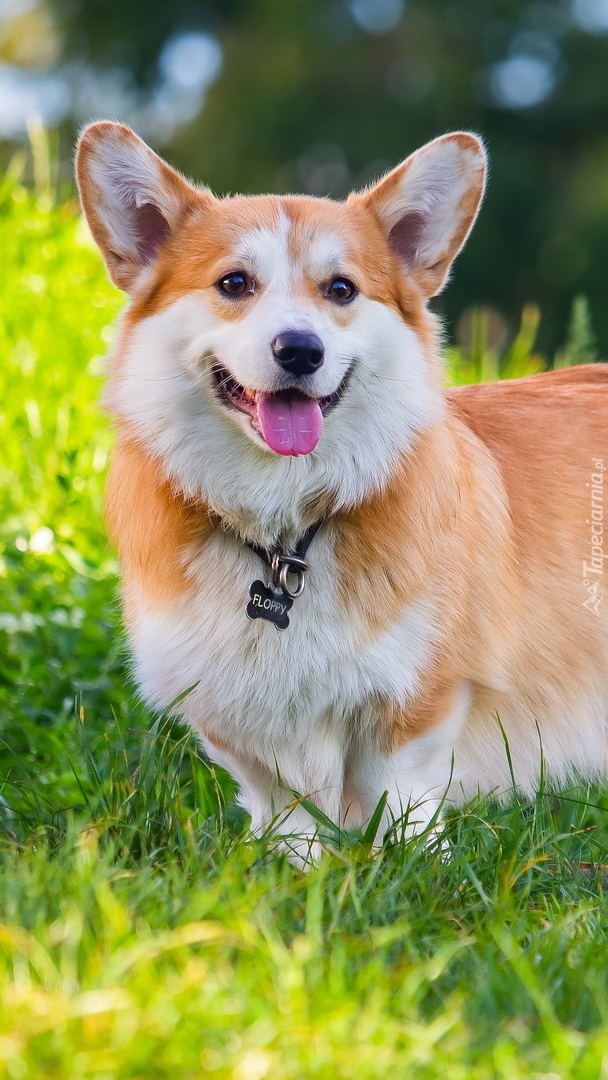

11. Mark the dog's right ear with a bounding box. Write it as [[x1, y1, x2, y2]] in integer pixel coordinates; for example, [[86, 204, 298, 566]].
[[76, 122, 205, 293]]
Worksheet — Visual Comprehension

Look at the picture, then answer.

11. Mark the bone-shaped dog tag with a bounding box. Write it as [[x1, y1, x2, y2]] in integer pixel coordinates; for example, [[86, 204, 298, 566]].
[[246, 580, 293, 630]]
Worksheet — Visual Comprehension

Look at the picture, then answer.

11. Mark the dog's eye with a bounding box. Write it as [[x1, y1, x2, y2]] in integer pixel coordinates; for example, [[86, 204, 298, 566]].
[[217, 271, 252, 297], [325, 277, 358, 304]]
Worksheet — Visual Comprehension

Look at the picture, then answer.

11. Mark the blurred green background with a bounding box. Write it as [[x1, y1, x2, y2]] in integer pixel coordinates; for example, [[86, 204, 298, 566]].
[[2, 0, 608, 356]]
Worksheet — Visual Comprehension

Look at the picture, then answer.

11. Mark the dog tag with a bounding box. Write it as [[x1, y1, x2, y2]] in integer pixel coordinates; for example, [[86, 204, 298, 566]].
[[246, 580, 293, 630]]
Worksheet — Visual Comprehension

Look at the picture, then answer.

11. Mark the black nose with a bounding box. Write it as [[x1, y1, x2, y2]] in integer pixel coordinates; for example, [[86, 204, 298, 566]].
[[271, 331, 325, 376]]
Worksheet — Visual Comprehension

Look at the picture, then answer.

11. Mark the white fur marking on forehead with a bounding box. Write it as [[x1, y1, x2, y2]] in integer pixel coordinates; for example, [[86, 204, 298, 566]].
[[232, 212, 290, 283], [230, 212, 346, 285], [304, 230, 346, 280]]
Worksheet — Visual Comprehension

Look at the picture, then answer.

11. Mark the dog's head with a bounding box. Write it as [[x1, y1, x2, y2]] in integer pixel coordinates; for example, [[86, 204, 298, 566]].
[[77, 123, 485, 534]]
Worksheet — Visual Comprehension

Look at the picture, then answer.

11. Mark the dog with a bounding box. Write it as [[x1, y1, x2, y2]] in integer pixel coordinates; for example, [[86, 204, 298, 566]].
[[76, 122, 608, 860]]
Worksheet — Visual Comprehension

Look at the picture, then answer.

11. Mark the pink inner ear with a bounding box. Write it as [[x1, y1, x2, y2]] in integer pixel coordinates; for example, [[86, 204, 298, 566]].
[[388, 210, 426, 267], [132, 202, 171, 263]]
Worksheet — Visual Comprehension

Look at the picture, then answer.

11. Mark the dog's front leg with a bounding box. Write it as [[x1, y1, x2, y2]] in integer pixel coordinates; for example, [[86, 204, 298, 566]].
[[346, 683, 472, 845], [203, 732, 345, 866]]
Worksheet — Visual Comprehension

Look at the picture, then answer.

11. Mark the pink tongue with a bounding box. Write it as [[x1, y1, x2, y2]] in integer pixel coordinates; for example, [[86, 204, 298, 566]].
[[257, 392, 323, 456]]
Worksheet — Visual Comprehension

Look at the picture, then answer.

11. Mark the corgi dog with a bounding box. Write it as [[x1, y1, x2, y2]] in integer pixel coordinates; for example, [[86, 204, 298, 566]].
[[77, 122, 608, 860]]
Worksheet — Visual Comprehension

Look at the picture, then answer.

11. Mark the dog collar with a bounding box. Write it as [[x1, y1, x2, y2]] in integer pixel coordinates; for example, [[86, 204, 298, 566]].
[[244, 521, 322, 631]]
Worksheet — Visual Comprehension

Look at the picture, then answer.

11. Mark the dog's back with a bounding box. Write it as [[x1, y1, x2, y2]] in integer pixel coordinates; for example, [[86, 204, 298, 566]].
[[447, 365, 608, 797]]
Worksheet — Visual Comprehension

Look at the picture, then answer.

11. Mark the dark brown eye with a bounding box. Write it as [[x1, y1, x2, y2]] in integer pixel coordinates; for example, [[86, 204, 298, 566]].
[[217, 271, 252, 297], [325, 277, 357, 304]]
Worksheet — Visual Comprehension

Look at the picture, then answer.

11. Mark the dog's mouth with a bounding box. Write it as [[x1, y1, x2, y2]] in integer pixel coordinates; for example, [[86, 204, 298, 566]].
[[211, 362, 349, 456]]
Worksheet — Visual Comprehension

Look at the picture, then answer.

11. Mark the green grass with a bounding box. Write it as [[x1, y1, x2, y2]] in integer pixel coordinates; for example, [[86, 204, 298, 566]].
[[2, 165, 608, 1078]]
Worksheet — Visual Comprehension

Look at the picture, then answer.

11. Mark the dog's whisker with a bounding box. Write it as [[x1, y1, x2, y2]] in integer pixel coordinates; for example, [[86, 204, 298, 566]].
[[347, 370, 376, 403]]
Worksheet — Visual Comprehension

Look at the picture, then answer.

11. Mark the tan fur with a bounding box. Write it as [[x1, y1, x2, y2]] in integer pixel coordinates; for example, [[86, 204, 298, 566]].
[[339, 367, 608, 752], [105, 435, 212, 611]]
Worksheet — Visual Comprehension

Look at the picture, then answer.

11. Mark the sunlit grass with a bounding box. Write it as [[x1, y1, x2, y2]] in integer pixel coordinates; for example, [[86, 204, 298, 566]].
[[2, 169, 608, 1077]]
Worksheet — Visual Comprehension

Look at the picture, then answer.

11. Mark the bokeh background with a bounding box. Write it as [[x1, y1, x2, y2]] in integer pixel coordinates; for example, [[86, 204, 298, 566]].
[[2, 0, 608, 355]]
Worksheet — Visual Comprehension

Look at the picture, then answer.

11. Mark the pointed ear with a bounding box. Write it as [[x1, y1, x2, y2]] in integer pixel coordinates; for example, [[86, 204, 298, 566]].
[[76, 122, 204, 293], [360, 132, 487, 298]]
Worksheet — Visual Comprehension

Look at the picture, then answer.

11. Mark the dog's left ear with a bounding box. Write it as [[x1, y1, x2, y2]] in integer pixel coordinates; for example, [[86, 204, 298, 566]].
[[359, 132, 487, 298]]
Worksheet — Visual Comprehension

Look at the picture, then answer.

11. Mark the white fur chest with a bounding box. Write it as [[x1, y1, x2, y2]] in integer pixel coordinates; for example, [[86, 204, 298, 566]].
[[129, 525, 437, 763]]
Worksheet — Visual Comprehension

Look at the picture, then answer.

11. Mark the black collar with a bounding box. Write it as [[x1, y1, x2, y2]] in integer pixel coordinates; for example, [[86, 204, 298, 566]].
[[244, 520, 323, 600], [244, 520, 322, 569]]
